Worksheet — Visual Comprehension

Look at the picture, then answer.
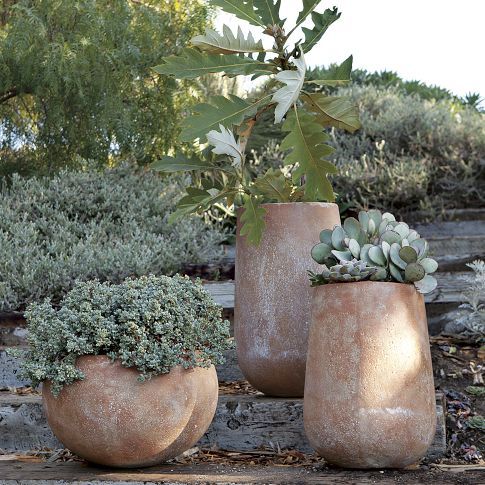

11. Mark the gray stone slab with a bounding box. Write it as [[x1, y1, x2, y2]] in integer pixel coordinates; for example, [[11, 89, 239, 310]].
[[0, 392, 446, 462]]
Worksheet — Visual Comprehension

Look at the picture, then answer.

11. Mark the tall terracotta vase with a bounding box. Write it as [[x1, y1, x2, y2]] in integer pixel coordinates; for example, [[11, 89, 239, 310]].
[[304, 282, 436, 468], [235, 202, 340, 397]]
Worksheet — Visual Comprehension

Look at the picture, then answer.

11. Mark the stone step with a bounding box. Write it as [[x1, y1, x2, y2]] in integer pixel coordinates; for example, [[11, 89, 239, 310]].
[[3, 459, 482, 485], [0, 348, 244, 389], [0, 391, 446, 462]]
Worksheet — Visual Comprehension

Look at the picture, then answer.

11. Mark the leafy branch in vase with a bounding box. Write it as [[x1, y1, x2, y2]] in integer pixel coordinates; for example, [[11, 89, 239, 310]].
[[152, 0, 361, 245]]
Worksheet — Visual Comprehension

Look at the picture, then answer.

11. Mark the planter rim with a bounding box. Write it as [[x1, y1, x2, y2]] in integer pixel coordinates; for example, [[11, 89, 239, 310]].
[[311, 280, 420, 292], [259, 201, 338, 208]]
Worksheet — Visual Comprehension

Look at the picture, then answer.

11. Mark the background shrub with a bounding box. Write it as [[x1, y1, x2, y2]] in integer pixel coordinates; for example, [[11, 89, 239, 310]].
[[250, 85, 485, 218], [0, 164, 225, 312]]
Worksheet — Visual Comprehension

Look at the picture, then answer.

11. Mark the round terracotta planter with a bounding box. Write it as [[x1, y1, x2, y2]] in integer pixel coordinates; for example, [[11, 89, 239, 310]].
[[235, 202, 340, 397], [43, 356, 218, 468], [304, 282, 436, 468]]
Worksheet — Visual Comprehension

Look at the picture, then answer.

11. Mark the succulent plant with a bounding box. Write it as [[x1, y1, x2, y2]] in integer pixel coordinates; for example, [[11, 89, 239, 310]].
[[310, 210, 438, 294], [308, 259, 378, 287]]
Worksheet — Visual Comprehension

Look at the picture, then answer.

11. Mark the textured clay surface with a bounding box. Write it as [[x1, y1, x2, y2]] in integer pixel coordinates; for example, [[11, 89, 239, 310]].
[[304, 282, 437, 468], [43, 356, 218, 468], [235, 202, 340, 397]]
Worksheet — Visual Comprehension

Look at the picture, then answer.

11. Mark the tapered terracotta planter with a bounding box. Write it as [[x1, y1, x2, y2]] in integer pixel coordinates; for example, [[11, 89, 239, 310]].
[[304, 282, 436, 468], [43, 356, 218, 468], [235, 202, 340, 397]]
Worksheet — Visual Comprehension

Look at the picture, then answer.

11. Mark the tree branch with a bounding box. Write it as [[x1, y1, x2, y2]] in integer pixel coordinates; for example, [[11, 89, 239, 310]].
[[0, 88, 18, 104]]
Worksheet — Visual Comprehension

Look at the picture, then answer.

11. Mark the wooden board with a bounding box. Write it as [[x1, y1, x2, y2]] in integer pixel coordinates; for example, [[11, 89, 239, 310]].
[[2, 459, 484, 484], [0, 392, 446, 462], [202, 272, 476, 309]]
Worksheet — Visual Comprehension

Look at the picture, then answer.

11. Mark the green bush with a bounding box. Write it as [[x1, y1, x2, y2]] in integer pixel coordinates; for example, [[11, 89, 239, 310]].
[[251, 85, 485, 218], [0, 164, 225, 312], [21, 275, 231, 396]]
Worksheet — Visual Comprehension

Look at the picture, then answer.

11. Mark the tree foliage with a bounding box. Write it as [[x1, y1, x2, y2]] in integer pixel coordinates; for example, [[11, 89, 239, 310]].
[[0, 0, 209, 175]]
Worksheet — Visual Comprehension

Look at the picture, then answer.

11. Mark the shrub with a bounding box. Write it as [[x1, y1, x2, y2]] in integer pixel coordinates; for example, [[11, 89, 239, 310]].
[[0, 164, 225, 312], [21, 275, 231, 396], [250, 85, 485, 218]]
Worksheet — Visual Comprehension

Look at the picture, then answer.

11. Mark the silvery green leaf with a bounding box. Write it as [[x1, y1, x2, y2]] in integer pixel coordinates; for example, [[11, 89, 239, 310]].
[[207, 124, 243, 167], [367, 218, 376, 234], [380, 230, 401, 245], [389, 262, 404, 282], [331, 225, 346, 251], [410, 238, 428, 258], [382, 212, 396, 222], [401, 238, 410, 246], [407, 230, 420, 242], [360, 244, 374, 266], [399, 246, 418, 264], [358, 211, 369, 232], [368, 246, 386, 266], [348, 238, 360, 258], [311, 242, 332, 264], [272, 51, 307, 123], [390, 243, 407, 270], [331, 249, 353, 261], [319, 228, 333, 245], [381, 240, 391, 259], [394, 222, 410, 239], [343, 217, 361, 240], [368, 209, 382, 229], [420, 257, 438, 274], [414, 275, 438, 294]]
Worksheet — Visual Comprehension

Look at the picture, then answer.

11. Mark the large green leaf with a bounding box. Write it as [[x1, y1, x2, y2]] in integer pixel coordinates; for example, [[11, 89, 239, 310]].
[[280, 108, 337, 201], [302, 93, 361, 133], [211, 0, 266, 28], [239, 194, 266, 245], [191, 25, 265, 54], [294, 0, 320, 30], [169, 187, 239, 223], [301, 7, 341, 53], [181, 94, 271, 142], [250, 168, 293, 202], [152, 48, 272, 79], [254, 0, 283, 27], [151, 154, 216, 172], [307, 55, 353, 86]]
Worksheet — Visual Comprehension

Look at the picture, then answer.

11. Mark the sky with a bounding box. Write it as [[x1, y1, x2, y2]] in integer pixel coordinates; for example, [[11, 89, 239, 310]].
[[215, 0, 485, 100]]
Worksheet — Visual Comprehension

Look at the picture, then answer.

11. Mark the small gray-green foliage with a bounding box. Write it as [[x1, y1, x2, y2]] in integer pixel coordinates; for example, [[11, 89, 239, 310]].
[[22, 275, 231, 396], [0, 164, 225, 312], [456, 260, 485, 340]]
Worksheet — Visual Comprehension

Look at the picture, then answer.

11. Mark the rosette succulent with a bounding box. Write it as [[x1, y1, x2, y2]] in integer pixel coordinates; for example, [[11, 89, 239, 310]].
[[309, 210, 438, 294]]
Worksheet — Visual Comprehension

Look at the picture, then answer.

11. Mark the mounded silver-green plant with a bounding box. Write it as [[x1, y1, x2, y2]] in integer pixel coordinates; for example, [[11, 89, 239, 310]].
[[19, 275, 231, 396], [309, 209, 438, 294]]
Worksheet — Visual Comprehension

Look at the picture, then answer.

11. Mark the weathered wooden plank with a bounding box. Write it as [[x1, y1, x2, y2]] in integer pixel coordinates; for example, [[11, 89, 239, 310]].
[[0, 392, 446, 461], [2, 459, 480, 485], [203, 272, 473, 309]]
